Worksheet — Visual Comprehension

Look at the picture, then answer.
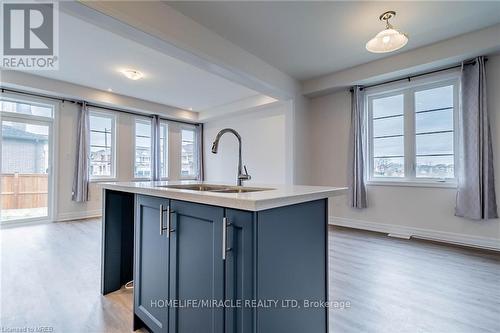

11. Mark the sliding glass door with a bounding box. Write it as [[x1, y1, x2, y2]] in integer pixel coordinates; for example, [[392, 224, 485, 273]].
[[0, 97, 55, 225]]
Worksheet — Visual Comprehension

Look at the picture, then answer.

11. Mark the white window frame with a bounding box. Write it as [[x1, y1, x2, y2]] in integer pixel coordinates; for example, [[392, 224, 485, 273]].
[[159, 120, 169, 180], [179, 124, 199, 180], [130, 118, 198, 181], [365, 72, 460, 188], [133, 117, 153, 180], [0, 93, 58, 225], [89, 110, 116, 181]]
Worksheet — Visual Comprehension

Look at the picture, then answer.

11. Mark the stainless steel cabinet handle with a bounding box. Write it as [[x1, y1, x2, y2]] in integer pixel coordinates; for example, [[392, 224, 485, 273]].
[[222, 217, 228, 260], [160, 204, 173, 236], [222, 217, 232, 260], [160, 204, 164, 235], [166, 205, 171, 238]]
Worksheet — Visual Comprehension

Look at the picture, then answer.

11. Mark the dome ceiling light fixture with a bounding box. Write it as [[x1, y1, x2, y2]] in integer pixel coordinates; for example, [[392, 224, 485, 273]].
[[366, 11, 408, 53], [121, 69, 144, 80]]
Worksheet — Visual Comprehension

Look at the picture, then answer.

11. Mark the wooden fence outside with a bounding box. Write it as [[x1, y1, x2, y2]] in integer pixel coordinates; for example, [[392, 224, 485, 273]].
[[1, 173, 48, 209]]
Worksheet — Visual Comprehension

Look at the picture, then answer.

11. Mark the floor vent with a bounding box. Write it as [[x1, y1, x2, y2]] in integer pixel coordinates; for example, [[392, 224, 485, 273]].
[[388, 233, 411, 240]]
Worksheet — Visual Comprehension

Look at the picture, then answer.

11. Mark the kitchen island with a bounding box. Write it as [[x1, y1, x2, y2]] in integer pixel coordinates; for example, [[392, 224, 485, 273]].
[[100, 181, 346, 333]]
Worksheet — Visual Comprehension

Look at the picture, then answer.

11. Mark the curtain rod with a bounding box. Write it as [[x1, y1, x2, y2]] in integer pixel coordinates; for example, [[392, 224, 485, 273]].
[[0, 86, 200, 126], [350, 58, 488, 92]]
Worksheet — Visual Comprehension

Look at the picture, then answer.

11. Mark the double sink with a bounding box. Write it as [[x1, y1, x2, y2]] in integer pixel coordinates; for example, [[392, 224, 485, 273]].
[[158, 184, 273, 194]]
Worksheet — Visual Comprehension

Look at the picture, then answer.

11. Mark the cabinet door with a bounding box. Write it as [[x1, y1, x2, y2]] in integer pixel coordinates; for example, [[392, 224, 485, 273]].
[[169, 200, 224, 333], [257, 200, 327, 333], [225, 209, 255, 333], [135, 195, 171, 333]]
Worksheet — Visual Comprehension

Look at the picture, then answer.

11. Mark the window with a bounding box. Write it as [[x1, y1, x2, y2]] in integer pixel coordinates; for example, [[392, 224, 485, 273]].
[[159, 122, 168, 179], [89, 112, 115, 179], [181, 128, 197, 178], [0, 99, 53, 118], [0, 96, 55, 223], [134, 118, 152, 179], [134, 119, 169, 179], [371, 94, 405, 178], [367, 77, 458, 184]]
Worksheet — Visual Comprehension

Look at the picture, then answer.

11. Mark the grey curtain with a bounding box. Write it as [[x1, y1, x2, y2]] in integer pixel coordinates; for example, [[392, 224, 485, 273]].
[[455, 57, 498, 220], [151, 115, 161, 181], [196, 124, 204, 181], [72, 102, 90, 202], [347, 86, 367, 208]]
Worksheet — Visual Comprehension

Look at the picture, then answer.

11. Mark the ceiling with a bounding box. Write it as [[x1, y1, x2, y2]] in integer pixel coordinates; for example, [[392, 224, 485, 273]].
[[15, 10, 262, 111], [168, 1, 500, 80]]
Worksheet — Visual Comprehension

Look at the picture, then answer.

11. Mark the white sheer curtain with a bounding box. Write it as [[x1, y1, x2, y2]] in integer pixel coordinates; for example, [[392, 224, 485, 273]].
[[72, 102, 90, 202], [347, 86, 367, 208], [455, 57, 498, 219]]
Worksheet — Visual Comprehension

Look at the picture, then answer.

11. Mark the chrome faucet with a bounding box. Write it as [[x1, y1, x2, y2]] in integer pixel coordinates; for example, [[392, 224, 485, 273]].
[[211, 128, 251, 186]]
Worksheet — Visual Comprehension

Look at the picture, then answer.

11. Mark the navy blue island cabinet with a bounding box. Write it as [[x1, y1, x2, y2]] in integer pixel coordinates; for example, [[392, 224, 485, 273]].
[[101, 190, 328, 333]]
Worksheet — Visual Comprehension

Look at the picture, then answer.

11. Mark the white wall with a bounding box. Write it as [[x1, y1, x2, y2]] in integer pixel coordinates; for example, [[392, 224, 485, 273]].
[[307, 55, 500, 249], [292, 94, 311, 185], [203, 102, 288, 185], [56, 103, 194, 221], [56, 103, 139, 220], [303, 23, 500, 96]]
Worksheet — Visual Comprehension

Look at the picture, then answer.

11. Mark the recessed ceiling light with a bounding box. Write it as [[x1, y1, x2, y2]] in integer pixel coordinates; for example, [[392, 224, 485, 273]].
[[366, 11, 408, 53], [188, 107, 193, 111], [107, 88, 113, 92], [121, 69, 144, 80]]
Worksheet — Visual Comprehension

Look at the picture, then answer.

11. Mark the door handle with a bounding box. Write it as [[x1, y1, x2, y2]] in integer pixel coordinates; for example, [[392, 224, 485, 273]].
[[222, 217, 232, 260], [160, 204, 175, 236], [166, 205, 175, 238], [160, 204, 165, 235]]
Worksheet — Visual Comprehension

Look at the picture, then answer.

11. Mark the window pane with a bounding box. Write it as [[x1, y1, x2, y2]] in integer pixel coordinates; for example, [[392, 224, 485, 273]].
[[89, 113, 114, 177], [136, 121, 151, 137], [0, 100, 53, 118], [1, 121, 50, 221], [416, 155, 454, 179], [373, 136, 404, 157], [416, 132, 453, 155], [373, 157, 404, 177], [89, 115, 112, 132], [1, 121, 49, 173], [90, 147, 112, 177], [373, 116, 403, 137], [135, 119, 151, 178], [90, 132, 108, 147], [160, 123, 168, 178], [416, 109, 453, 134], [372, 94, 404, 119], [415, 85, 453, 111], [181, 129, 196, 177]]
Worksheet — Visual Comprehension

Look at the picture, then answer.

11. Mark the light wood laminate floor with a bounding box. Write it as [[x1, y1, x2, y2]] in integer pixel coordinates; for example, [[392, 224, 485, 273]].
[[1, 220, 499, 333]]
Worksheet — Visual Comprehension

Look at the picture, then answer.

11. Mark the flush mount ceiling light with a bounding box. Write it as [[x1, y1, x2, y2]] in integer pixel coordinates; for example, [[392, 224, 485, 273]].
[[366, 11, 408, 53], [121, 69, 144, 80]]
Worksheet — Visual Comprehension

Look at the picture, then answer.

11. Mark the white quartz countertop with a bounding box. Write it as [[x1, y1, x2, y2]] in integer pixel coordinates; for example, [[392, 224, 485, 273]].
[[100, 181, 347, 211]]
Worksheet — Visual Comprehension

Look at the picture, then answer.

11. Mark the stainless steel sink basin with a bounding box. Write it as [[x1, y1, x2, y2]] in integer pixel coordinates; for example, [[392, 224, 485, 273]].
[[157, 184, 272, 193], [208, 188, 266, 193], [159, 184, 226, 191]]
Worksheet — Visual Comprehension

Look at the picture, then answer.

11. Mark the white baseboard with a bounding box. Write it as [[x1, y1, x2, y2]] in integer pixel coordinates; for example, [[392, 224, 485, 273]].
[[56, 210, 102, 222], [330, 216, 500, 251]]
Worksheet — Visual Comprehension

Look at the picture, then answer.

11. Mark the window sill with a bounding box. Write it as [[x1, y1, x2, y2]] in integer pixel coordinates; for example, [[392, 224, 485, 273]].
[[180, 176, 199, 180], [90, 177, 117, 183], [131, 178, 171, 182], [366, 180, 457, 189]]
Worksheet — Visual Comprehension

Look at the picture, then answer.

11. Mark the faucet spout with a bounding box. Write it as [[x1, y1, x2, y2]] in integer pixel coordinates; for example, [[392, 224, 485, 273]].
[[211, 128, 251, 186]]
